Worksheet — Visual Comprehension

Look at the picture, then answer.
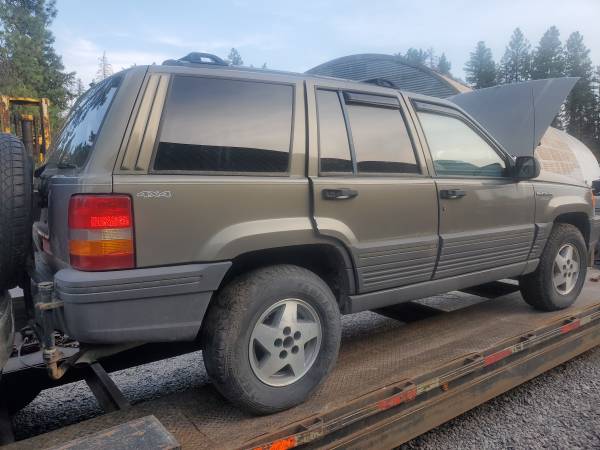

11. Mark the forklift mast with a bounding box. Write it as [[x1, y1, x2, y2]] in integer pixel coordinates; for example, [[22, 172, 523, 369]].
[[0, 95, 51, 164]]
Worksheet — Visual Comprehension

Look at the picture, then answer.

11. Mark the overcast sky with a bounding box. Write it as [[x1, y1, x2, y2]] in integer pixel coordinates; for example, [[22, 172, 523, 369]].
[[52, 0, 600, 86]]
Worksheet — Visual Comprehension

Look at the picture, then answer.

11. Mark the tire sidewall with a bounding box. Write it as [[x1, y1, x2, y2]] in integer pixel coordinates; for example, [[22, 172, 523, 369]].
[[214, 268, 341, 412], [0, 134, 33, 290], [540, 227, 587, 309]]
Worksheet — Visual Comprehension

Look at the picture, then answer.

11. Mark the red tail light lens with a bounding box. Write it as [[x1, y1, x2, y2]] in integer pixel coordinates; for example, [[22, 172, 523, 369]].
[[68, 195, 135, 270]]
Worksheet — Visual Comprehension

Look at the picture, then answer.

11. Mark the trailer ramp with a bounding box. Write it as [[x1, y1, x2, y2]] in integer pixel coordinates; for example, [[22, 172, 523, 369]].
[[7, 277, 600, 450]]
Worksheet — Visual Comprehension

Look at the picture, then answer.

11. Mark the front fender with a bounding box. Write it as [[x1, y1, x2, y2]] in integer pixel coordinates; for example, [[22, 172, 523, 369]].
[[534, 182, 592, 224]]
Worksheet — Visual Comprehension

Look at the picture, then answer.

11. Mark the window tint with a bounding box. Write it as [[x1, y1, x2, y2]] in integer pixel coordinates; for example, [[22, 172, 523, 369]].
[[317, 90, 352, 173], [154, 76, 293, 173], [346, 102, 419, 174], [418, 112, 506, 177], [50, 74, 122, 168]]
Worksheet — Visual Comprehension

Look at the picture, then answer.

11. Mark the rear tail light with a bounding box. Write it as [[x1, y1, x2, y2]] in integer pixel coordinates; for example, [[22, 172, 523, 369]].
[[68, 194, 135, 270]]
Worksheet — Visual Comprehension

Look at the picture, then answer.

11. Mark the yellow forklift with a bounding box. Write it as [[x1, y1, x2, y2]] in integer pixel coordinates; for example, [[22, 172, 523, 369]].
[[0, 95, 51, 164]]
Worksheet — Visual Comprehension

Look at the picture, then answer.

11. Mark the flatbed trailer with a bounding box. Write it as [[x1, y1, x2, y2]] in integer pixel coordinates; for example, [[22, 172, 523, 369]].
[[3, 274, 600, 449]]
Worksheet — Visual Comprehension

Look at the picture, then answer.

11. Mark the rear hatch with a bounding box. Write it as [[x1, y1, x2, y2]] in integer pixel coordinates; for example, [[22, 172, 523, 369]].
[[35, 71, 136, 271]]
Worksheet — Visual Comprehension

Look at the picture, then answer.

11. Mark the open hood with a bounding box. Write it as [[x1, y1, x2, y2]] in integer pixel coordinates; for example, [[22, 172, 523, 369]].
[[449, 78, 578, 157]]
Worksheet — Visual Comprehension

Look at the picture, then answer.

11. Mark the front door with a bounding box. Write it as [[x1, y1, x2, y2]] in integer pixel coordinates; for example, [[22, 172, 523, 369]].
[[413, 103, 535, 279], [307, 81, 439, 293]]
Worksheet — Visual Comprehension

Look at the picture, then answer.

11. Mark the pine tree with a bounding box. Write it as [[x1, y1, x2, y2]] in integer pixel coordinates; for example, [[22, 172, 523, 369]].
[[531, 26, 565, 80], [594, 66, 600, 152], [74, 78, 85, 97], [426, 47, 436, 69], [563, 32, 596, 152], [464, 41, 497, 89], [227, 48, 243, 66], [499, 28, 531, 84], [437, 53, 451, 75], [95, 51, 113, 82], [0, 0, 74, 111], [401, 48, 430, 66]]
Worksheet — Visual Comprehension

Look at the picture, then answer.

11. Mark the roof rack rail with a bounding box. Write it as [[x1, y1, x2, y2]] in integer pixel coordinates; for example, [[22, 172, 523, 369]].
[[162, 52, 229, 67], [361, 78, 399, 89]]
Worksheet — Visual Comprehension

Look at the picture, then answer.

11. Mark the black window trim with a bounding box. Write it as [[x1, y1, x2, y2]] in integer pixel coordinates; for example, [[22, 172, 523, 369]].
[[149, 74, 296, 176], [316, 87, 424, 178], [343, 91, 401, 109], [412, 99, 512, 180]]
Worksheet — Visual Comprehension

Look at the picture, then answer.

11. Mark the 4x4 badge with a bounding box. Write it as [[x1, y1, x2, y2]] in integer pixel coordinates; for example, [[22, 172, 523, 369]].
[[136, 190, 172, 199]]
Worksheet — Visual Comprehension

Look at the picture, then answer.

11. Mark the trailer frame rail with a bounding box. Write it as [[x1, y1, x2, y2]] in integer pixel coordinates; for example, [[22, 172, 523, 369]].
[[246, 303, 600, 450]]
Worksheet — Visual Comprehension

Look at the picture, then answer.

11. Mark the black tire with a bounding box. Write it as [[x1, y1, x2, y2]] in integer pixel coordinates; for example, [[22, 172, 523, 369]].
[[0, 134, 33, 291], [201, 264, 341, 415], [520, 223, 587, 311]]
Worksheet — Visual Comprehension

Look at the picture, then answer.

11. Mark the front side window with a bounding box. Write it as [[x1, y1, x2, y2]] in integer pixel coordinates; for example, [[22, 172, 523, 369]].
[[418, 112, 506, 177], [154, 76, 293, 173], [345, 101, 419, 174]]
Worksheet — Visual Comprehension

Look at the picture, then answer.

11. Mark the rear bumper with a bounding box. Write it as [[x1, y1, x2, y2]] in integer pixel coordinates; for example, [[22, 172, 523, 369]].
[[54, 262, 231, 344]]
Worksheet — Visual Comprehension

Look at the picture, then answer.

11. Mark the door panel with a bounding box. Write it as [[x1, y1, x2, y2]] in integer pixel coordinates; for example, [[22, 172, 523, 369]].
[[312, 177, 439, 293], [435, 179, 535, 279]]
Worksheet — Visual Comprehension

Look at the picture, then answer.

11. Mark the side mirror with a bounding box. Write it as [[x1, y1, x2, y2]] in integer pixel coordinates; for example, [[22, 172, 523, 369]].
[[513, 156, 541, 180]]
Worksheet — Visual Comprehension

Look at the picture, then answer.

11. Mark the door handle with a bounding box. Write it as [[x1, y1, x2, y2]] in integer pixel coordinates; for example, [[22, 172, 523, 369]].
[[322, 188, 359, 200], [440, 189, 466, 199]]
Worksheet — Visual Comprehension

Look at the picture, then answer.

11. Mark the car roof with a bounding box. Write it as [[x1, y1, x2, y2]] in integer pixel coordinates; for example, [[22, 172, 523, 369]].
[[130, 56, 448, 106]]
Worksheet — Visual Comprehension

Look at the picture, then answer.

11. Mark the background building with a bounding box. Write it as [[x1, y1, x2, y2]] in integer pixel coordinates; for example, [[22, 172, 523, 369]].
[[306, 53, 470, 97]]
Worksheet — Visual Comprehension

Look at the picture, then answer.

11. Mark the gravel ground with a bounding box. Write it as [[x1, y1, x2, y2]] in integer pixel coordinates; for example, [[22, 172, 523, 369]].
[[9, 293, 600, 448]]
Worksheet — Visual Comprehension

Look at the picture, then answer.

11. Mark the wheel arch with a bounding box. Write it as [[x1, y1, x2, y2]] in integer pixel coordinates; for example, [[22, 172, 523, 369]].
[[554, 212, 590, 248], [216, 242, 357, 311]]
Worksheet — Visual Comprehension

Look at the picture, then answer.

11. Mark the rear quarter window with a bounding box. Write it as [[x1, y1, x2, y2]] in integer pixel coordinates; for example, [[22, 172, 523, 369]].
[[49, 74, 123, 169], [153, 76, 294, 174]]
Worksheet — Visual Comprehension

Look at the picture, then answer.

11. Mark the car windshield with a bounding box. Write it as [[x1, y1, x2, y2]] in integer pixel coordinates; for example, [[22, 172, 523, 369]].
[[48, 74, 123, 169]]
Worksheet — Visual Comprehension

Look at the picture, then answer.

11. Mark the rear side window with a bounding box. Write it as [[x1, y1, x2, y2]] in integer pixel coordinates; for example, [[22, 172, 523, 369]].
[[50, 74, 123, 168], [154, 76, 294, 173], [345, 101, 419, 174], [316, 90, 352, 173]]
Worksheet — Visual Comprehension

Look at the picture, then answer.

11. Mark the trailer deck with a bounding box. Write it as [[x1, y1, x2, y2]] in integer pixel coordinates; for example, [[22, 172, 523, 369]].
[[5, 275, 600, 449]]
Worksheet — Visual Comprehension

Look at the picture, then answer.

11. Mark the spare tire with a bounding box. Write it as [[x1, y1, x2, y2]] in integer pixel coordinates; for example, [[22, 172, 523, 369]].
[[0, 134, 33, 290]]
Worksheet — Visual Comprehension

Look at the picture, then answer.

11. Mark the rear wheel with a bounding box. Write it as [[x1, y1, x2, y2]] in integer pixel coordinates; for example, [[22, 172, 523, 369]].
[[0, 134, 33, 291], [520, 223, 587, 311], [201, 265, 341, 414]]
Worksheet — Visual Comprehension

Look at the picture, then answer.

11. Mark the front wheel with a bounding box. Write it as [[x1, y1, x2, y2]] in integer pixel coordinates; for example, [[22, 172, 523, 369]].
[[520, 223, 587, 311], [201, 265, 341, 414]]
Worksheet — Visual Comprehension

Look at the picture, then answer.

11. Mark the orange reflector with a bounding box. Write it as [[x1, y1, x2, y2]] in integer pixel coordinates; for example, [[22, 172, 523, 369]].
[[253, 436, 297, 450], [483, 348, 513, 366], [560, 320, 581, 334], [69, 239, 134, 256]]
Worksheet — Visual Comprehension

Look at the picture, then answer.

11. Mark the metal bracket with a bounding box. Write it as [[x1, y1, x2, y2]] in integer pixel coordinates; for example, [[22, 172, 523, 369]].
[[84, 362, 130, 413]]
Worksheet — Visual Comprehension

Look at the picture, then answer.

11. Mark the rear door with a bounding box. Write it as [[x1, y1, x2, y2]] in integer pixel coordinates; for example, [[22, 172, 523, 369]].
[[410, 101, 535, 279], [307, 80, 439, 294]]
